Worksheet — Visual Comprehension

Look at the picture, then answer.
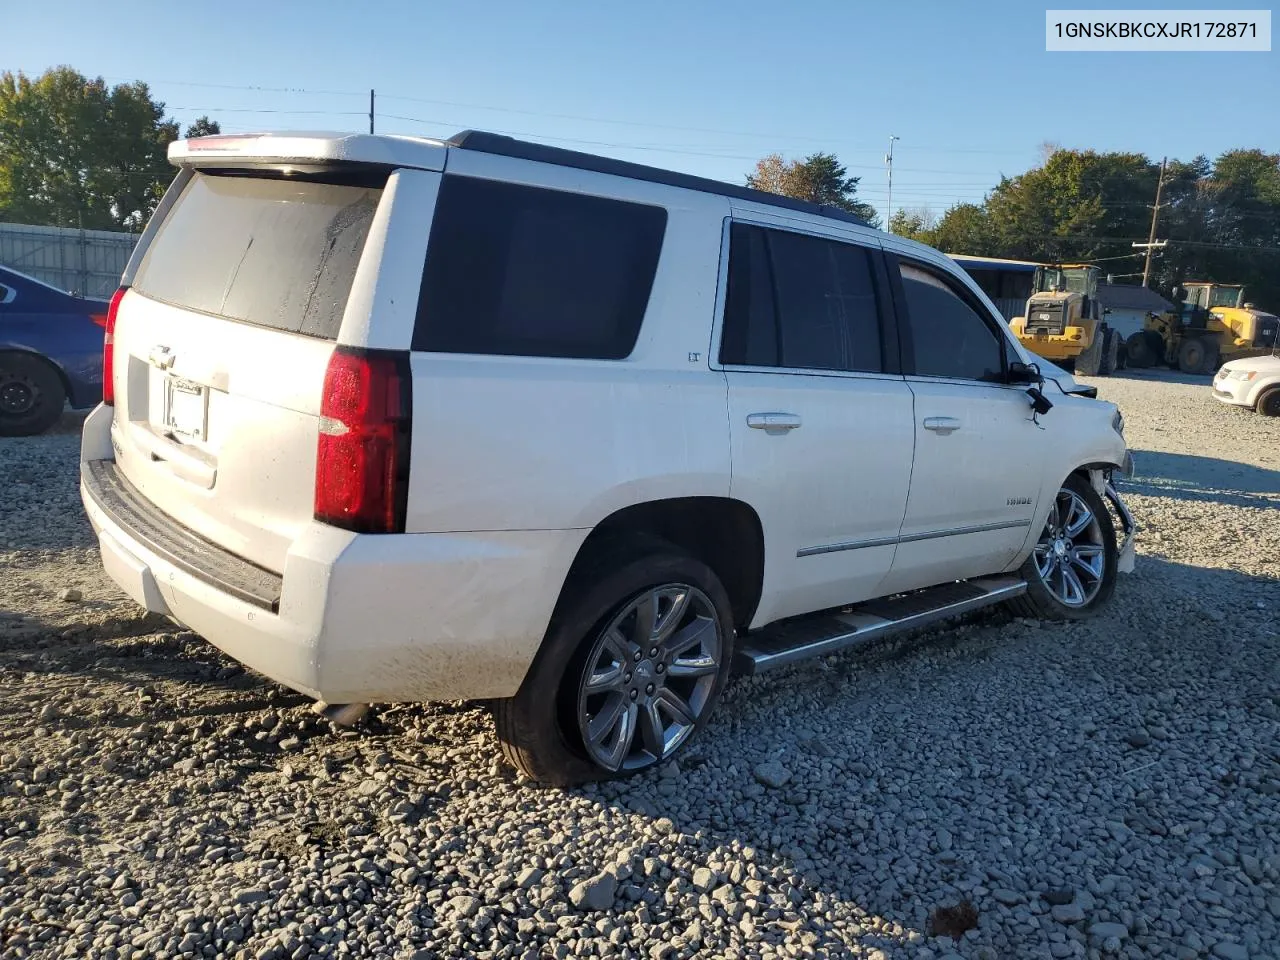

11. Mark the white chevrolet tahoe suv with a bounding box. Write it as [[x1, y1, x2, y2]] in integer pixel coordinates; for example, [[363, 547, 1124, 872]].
[[81, 130, 1136, 784]]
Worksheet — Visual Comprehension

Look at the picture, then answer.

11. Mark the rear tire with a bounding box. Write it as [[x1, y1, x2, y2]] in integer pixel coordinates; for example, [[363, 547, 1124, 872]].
[[1007, 474, 1117, 622], [493, 539, 735, 785], [1200, 342, 1221, 376], [1098, 328, 1119, 376], [1257, 387, 1280, 417], [0, 353, 66, 437], [1177, 337, 1209, 374]]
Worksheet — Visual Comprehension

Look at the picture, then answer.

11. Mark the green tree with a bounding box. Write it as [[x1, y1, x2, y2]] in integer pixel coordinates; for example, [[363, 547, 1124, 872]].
[[981, 150, 1157, 263], [184, 116, 221, 139], [925, 203, 994, 255], [747, 152, 879, 225], [0, 67, 180, 230], [888, 207, 936, 243]]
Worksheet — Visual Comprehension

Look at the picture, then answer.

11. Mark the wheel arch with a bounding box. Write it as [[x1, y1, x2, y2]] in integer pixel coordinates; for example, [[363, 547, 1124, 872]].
[[559, 496, 766, 632], [0, 346, 73, 401], [1007, 455, 1131, 573], [1253, 381, 1280, 414]]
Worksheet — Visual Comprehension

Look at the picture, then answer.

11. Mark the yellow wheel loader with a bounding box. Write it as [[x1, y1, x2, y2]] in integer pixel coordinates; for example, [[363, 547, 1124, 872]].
[[1008, 264, 1119, 376], [1124, 283, 1280, 374]]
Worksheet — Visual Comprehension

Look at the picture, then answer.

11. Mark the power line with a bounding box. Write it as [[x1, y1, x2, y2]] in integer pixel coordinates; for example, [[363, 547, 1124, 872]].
[[104, 77, 366, 98], [121, 76, 1028, 155], [169, 106, 368, 116]]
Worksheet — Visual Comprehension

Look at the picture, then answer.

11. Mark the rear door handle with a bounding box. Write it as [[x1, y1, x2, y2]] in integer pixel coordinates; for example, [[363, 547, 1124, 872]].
[[922, 416, 961, 435], [747, 412, 802, 432]]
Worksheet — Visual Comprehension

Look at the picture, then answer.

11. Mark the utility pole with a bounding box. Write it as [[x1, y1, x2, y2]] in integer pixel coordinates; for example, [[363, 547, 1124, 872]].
[[885, 135, 900, 232], [1134, 156, 1167, 287], [369, 89, 375, 134]]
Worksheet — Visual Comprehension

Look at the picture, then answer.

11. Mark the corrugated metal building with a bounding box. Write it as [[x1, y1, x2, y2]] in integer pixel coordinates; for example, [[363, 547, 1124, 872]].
[[948, 255, 1040, 321], [0, 222, 138, 299]]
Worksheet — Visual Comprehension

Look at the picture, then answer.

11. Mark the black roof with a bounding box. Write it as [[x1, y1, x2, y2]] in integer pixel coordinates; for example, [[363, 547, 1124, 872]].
[[446, 130, 872, 228], [1096, 283, 1172, 312]]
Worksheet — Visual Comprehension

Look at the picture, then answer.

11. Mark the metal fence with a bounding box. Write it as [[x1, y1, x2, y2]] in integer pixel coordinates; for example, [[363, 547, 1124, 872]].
[[0, 222, 139, 299]]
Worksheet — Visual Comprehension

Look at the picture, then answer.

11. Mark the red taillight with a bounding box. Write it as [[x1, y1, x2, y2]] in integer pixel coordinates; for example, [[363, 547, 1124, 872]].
[[314, 346, 412, 534], [102, 287, 126, 406]]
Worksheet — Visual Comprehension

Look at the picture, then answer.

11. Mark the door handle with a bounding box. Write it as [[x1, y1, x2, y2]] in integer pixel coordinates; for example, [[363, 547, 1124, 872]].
[[747, 412, 802, 432], [922, 416, 961, 435]]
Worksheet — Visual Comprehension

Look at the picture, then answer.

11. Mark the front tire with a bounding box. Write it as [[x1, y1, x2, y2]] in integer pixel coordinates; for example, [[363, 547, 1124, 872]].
[[0, 353, 66, 437], [1257, 387, 1280, 417], [1075, 331, 1105, 376], [494, 541, 735, 785], [1177, 337, 1209, 374], [1008, 474, 1117, 621]]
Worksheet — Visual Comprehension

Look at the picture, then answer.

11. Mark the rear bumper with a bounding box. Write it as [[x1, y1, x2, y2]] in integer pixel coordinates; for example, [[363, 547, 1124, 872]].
[[80, 407, 586, 703]]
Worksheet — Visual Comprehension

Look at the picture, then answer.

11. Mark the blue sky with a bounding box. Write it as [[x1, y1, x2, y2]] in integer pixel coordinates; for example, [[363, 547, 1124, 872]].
[[6, 0, 1277, 223]]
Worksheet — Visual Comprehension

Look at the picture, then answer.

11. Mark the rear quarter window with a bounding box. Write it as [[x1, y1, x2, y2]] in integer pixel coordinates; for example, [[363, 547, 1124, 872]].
[[414, 176, 667, 359], [132, 172, 382, 339]]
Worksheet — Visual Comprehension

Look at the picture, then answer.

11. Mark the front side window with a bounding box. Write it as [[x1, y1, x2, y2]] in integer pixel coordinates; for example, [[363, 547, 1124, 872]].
[[415, 177, 667, 359], [897, 262, 1005, 382], [720, 223, 883, 373]]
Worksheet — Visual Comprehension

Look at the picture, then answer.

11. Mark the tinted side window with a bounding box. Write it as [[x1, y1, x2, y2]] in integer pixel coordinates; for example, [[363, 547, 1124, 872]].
[[898, 263, 1004, 381], [415, 177, 667, 359], [719, 224, 882, 373], [720, 223, 778, 366]]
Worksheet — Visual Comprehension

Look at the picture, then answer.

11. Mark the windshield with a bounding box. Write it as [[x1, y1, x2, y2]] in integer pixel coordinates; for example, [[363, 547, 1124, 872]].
[[1035, 267, 1095, 296], [1208, 286, 1244, 308]]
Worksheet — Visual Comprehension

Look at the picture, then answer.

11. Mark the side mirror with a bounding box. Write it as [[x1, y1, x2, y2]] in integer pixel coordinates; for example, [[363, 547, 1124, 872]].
[[1007, 360, 1042, 385]]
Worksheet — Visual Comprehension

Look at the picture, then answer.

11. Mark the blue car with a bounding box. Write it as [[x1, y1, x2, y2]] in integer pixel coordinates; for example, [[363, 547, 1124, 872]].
[[0, 265, 108, 436]]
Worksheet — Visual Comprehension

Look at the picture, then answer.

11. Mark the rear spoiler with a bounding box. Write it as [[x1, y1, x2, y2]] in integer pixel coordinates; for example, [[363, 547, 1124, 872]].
[[168, 132, 447, 172]]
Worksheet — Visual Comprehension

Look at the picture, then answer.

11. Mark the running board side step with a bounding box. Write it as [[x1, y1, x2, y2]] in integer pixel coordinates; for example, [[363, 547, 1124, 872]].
[[734, 576, 1027, 675]]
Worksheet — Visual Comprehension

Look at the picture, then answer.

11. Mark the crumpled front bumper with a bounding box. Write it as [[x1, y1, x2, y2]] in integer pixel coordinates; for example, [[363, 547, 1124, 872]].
[[1104, 475, 1137, 575]]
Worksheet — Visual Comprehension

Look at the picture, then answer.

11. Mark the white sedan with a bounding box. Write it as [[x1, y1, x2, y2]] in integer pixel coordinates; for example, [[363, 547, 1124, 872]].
[[1213, 354, 1280, 416]]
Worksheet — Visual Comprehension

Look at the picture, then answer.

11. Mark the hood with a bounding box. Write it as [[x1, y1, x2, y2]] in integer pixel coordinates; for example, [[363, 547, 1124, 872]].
[[1033, 357, 1096, 396], [1221, 353, 1280, 373]]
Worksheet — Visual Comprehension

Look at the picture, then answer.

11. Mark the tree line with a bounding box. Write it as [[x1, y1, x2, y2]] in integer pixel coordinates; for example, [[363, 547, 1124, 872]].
[[0, 67, 219, 231], [4, 67, 1277, 309], [749, 148, 1280, 310]]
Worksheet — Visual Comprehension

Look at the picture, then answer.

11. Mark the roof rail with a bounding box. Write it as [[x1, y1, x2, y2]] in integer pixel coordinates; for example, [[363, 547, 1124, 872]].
[[445, 130, 872, 228]]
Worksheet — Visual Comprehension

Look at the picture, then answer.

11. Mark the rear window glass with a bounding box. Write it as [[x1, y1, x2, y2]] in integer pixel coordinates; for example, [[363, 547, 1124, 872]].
[[132, 172, 382, 339], [414, 176, 667, 358]]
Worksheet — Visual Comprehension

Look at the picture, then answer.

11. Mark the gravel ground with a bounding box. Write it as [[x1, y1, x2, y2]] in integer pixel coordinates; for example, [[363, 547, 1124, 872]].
[[2, 374, 1278, 960]]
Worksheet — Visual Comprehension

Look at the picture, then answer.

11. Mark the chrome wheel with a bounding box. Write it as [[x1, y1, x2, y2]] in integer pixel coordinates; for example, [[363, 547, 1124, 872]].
[[1033, 488, 1107, 607], [577, 584, 722, 772]]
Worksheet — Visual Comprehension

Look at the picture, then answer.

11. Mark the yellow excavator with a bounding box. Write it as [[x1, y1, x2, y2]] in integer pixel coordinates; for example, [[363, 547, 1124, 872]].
[[1124, 282, 1280, 374], [1008, 263, 1118, 376]]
